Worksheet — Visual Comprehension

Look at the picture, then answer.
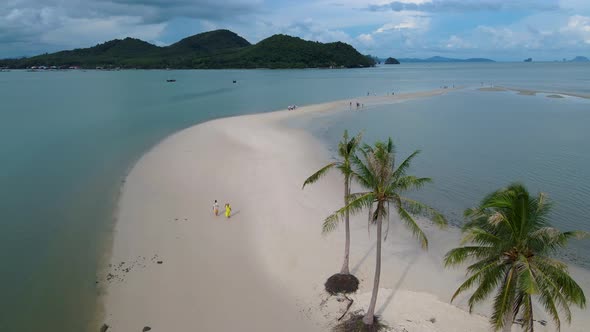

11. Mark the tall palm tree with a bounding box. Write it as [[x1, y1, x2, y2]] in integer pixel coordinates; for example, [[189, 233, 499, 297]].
[[444, 183, 587, 332], [325, 138, 447, 326], [303, 130, 362, 276]]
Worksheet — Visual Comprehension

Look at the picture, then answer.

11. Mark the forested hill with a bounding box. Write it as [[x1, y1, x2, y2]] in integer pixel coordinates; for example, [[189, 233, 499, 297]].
[[1, 30, 375, 69], [398, 56, 495, 63], [195, 34, 375, 69]]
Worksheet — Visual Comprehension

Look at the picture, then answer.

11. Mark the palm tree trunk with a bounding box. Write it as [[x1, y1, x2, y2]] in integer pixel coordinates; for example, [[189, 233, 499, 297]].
[[529, 301, 534, 332], [363, 212, 382, 325], [502, 301, 514, 332], [340, 177, 351, 275]]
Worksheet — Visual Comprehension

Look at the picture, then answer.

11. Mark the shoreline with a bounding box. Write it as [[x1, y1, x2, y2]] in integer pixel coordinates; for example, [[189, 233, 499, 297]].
[[477, 86, 590, 99], [92, 150, 156, 332], [99, 88, 590, 331]]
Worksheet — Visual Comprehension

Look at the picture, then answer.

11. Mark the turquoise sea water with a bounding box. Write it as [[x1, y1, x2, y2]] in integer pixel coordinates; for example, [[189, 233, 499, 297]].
[[0, 63, 588, 331], [300, 89, 590, 265]]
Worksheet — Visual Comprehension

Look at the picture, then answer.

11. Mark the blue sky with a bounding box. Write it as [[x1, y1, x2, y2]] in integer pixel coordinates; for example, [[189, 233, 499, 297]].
[[1, 0, 589, 60]]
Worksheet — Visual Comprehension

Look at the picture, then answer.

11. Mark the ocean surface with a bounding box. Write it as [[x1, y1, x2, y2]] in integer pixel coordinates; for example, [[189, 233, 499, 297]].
[[0, 63, 588, 331], [299, 89, 590, 265]]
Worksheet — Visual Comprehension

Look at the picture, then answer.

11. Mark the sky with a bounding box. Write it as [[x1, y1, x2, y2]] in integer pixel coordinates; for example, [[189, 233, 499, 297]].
[[1, 0, 590, 60]]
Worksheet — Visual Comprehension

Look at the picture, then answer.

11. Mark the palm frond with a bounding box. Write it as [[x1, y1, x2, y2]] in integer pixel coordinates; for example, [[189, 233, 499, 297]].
[[448, 259, 504, 304], [392, 149, 420, 180], [397, 205, 428, 249], [461, 226, 502, 246], [323, 192, 374, 234], [302, 162, 337, 189], [534, 257, 586, 308], [399, 197, 447, 228], [384, 201, 391, 241], [517, 254, 539, 295], [351, 152, 374, 189], [490, 266, 517, 331], [449, 183, 588, 332], [519, 295, 534, 332], [532, 262, 571, 329], [536, 283, 562, 331], [395, 175, 432, 191], [444, 246, 495, 266], [529, 228, 590, 253]]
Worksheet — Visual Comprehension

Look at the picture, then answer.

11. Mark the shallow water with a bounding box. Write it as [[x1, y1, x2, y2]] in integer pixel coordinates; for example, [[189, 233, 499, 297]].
[[0, 63, 589, 331], [299, 89, 590, 266]]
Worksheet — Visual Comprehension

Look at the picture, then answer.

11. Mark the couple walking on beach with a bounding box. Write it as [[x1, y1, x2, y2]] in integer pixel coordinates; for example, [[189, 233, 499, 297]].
[[213, 200, 231, 218]]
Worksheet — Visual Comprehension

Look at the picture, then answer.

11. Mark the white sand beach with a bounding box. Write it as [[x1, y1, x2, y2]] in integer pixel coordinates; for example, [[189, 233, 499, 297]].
[[101, 90, 590, 332]]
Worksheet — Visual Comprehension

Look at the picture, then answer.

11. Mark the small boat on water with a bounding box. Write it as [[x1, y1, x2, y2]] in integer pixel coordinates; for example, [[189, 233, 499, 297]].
[[233, 80, 237, 83], [166, 79, 176, 82]]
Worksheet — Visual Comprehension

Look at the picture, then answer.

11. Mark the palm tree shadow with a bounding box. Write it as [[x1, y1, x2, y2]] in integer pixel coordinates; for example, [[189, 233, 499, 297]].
[[351, 243, 376, 275], [376, 253, 419, 315]]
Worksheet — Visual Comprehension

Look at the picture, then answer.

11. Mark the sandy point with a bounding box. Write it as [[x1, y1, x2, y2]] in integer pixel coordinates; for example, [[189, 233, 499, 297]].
[[100, 89, 590, 331]]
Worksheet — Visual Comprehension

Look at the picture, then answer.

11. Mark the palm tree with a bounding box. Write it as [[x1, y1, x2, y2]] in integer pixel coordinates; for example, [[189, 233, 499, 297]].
[[303, 130, 362, 276], [444, 183, 587, 332], [325, 138, 447, 326]]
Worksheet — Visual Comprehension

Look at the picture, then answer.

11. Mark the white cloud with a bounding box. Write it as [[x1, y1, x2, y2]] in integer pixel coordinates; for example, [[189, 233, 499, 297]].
[[357, 33, 375, 46], [425, 13, 587, 60], [41, 16, 166, 47], [276, 18, 353, 44], [0, 0, 263, 56], [444, 35, 471, 49], [1, 0, 589, 59], [562, 15, 590, 43], [559, 0, 590, 12], [368, 0, 559, 13], [376, 21, 415, 32]]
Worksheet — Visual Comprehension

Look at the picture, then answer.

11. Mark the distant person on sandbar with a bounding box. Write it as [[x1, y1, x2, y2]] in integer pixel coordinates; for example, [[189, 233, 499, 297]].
[[225, 203, 232, 218], [213, 200, 219, 216]]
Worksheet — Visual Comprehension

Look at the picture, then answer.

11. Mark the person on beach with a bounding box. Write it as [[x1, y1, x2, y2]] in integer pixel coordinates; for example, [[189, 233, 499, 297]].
[[225, 203, 232, 218], [213, 200, 219, 216]]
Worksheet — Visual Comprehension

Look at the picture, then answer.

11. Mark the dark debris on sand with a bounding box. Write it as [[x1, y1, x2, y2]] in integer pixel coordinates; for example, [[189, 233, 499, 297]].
[[325, 273, 360, 295], [101, 255, 161, 284], [333, 311, 389, 332]]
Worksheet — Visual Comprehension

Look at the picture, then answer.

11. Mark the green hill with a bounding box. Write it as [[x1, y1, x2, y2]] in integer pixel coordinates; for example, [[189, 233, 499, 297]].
[[195, 34, 374, 69], [1, 30, 374, 69], [384, 57, 400, 64], [167, 29, 250, 55], [10, 37, 162, 68]]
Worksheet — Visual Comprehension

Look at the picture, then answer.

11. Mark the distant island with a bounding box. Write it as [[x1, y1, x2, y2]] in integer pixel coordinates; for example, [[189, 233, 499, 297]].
[[384, 57, 400, 64], [0, 30, 375, 69], [568, 56, 589, 62], [524, 58, 533, 62], [398, 56, 495, 63]]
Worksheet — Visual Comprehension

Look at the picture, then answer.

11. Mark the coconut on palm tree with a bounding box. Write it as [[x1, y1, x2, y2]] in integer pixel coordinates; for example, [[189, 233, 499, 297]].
[[444, 183, 587, 332], [325, 138, 447, 327], [303, 130, 362, 294]]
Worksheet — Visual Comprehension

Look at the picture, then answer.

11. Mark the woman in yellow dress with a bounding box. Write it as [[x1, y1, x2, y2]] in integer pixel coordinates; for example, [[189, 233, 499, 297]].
[[225, 203, 231, 218]]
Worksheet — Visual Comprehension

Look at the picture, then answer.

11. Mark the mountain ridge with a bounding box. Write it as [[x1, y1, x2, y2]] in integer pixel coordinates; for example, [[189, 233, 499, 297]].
[[0, 29, 375, 69], [568, 56, 589, 62], [398, 56, 495, 63]]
